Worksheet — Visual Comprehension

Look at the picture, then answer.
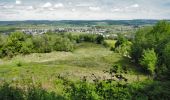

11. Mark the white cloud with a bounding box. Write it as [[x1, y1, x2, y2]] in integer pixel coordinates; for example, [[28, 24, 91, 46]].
[[68, 2, 72, 5], [76, 3, 90, 7], [130, 4, 139, 8], [16, 0, 21, 5], [0, 0, 170, 20], [54, 3, 64, 8], [112, 8, 123, 12], [89, 6, 101, 11], [42, 2, 52, 8], [72, 8, 76, 12], [3, 5, 14, 9], [27, 6, 34, 10], [49, 8, 55, 11]]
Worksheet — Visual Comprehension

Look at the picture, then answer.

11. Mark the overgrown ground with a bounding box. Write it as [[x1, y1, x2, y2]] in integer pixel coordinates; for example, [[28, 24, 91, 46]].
[[0, 42, 147, 93]]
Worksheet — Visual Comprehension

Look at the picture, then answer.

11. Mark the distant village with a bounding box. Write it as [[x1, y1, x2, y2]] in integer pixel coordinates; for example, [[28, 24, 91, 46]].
[[21, 27, 111, 37], [20, 25, 138, 39], [0, 25, 138, 39]]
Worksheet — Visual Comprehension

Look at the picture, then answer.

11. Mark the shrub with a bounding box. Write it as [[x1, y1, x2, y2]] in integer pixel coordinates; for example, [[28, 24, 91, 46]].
[[53, 36, 74, 52], [140, 49, 157, 75]]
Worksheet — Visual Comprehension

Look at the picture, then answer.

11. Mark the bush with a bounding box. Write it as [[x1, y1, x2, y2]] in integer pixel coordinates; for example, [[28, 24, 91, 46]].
[[0, 82, 65, 100], [53, 36, 74, 52], [140, 49, 157, 75], [0, 83, 25, 100], [96, 35, 104, 44], [59, 65, 129, 100], [0, 32, 75, 58], [131, 21, 170, 79], [114, 35, 132, 56]]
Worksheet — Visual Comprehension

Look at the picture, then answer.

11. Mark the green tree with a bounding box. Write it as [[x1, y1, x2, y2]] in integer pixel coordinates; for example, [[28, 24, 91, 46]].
[[115, 34, 127, 48], [20, 38, 34, 54], [162, 42, 170, 75], [96, 35, 104, 44], [1, 32, 27, 57], [114, 34, 132, 56], [130, 27, 152, 63], [140, 49, 157, 75], [53, 36, 74, 52]]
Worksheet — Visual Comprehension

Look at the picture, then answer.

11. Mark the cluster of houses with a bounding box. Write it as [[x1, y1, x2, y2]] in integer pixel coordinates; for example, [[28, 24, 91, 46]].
[[20, 27, 114, 38], [0, 25, 138, 39], [20, 26, 137, 39]]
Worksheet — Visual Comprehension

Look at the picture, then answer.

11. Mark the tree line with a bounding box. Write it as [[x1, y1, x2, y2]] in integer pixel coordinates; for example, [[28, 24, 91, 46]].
[[0, 32, 104, 58], [130, 21, 170, 79]]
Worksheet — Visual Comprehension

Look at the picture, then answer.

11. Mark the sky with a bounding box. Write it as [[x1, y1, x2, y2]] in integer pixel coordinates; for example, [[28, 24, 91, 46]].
[[0, 0, 170, 20]]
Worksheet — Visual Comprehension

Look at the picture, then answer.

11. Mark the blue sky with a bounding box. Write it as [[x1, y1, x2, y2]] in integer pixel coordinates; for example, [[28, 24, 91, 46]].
[[0, 0, 170, 20]]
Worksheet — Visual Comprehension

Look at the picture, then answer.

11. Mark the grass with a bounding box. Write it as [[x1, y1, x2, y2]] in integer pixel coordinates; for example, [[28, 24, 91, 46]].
[[0, 42, 147, 92]]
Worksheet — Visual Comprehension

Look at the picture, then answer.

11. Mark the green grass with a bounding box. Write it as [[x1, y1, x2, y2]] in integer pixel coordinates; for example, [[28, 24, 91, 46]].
[[0, 42, 147, 92]]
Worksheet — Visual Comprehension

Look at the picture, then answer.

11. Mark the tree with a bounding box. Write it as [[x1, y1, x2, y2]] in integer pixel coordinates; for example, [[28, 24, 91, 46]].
[[20, 38, 34, 54], [96, 35, 104, 44], [114, 34, 132, 56], [0, 32, 27, 57], [32, 35, 52, 53], [162, 42, 170, 68], [115, 34, 127, 48], [140, 49, 157, 75], [130, 27, 152, 63], [53, 36, 74, 52]]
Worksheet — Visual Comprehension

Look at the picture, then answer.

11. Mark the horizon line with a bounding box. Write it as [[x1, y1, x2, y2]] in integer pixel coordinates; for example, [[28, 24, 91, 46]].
[[0, 19, 169, 21]]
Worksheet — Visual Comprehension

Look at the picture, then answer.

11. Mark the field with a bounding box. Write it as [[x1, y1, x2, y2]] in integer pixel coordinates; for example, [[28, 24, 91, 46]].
[[0, 43, 146, 92]]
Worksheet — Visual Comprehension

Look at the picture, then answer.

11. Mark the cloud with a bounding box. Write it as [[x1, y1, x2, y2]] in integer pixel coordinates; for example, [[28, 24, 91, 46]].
[[89, 6, 101, 11], [42, 2, 52, 8], [0, 0, 170, 20], [76, 3, 90, 7], [27, 6, 34, 10], [49, 8, 55, 11], [130, 4, 139, 8], [16, 0, 21, 5], [54, 3, 64, 8], [68, 2, 72, 5], [3, 5, 14, 9], [112, 8, 123, 12], [71, 8, 76, 12]]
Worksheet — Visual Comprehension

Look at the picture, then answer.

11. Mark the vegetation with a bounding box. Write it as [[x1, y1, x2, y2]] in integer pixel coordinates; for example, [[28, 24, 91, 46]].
[[114, 34, 132, 56], [140, 49, 157, 75], [131, 21, 170, 79], [0, 32, 104, 58], [0, 21, 170, 100]]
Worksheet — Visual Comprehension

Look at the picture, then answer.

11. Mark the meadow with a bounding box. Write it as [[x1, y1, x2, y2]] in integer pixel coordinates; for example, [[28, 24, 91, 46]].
[[0, 42, 147, 93]]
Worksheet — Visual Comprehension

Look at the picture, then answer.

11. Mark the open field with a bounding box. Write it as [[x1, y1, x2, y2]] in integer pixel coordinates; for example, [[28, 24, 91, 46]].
[[0, 42, 147, 95], [0, 43, 146, 82]]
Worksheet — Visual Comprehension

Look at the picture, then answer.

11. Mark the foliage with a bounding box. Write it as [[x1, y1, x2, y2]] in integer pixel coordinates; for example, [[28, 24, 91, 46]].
[[115, 34, 127, 48], [131, 21, 170, 78], [96, 35, 104, 44], [0, 32, 105, 58], [58, 65, 129, 100], [140, 49, 157, 75], [114, 34, 132, 56], [0, 32, 75, 58], [0, 82, 65, 100], [75, 34, 104, 44], [1, 78, 170, 100], [53, 36, 74, 52], [0, 83, 25, 100], [103, 40, 116, 48], [20, 38, 34, 54]]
